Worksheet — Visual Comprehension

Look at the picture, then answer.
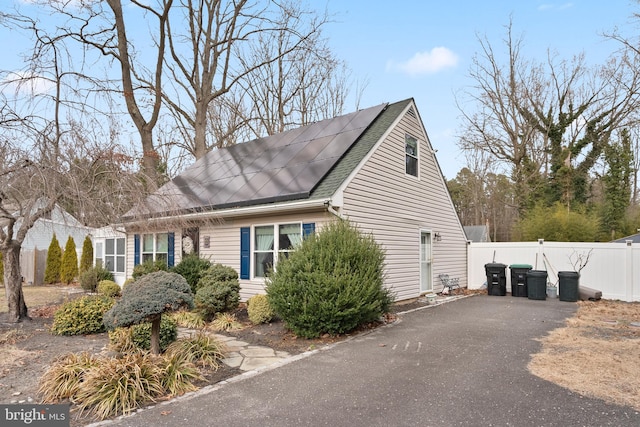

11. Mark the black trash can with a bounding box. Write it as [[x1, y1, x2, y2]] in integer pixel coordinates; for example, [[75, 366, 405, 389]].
[[485, 263, 507, 296], [558, 271, 580, 302], [510, 264, 532, 297], [526, 270, 548, 300]]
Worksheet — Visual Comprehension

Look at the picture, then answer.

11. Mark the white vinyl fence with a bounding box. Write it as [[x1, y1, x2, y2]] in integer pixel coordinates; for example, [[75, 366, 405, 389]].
[[468, 240, 639, 302]]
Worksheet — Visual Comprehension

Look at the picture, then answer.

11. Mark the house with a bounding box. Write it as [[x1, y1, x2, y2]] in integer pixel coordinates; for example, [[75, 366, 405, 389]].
[[17, 204, 94, 285], [612, 232, 640, 244], [121, 99, 468, 301], [92, 226, 128, 286]]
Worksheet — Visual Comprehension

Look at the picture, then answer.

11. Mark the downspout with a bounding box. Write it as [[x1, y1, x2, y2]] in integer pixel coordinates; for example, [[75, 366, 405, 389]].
[[325, 201, 342, 218]]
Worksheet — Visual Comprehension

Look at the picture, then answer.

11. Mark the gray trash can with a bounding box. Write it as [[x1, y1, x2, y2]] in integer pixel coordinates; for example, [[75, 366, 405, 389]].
[[558, 271, 580, 302], [526, 270, 548, 300]]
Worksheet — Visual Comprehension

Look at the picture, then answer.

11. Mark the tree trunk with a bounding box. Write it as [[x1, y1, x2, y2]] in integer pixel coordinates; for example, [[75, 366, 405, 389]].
[[150, 315, 162, 355], [3, 244, 29, 322]]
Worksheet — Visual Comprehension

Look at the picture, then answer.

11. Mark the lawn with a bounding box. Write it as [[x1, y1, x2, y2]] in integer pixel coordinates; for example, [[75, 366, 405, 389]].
[[0, 284, 81, 314]]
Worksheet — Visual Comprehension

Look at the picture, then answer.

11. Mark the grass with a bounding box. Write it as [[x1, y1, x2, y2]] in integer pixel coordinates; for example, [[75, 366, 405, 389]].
[[0, 284, 81, 314], [529, 300, 640, 410]]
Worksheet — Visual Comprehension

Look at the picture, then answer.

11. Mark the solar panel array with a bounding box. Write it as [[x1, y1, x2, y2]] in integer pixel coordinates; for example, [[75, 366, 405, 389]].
[[132, 102, 387, 218]]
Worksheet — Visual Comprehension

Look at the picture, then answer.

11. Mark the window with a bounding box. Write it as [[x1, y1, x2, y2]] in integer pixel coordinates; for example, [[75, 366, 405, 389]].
[[95, 242, 103, 268], [104, 238, 125, 273], [405, 134, 418, 177], [253, 223, 302, 278], [138, 232, 173, 267], [240, 223, 314, 280]]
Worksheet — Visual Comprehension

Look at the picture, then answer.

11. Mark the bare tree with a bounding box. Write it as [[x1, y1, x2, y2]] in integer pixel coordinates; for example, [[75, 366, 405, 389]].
[[162, 0, 344, 159], [457, 20, 640, 212], [0, 13, 143, 321]]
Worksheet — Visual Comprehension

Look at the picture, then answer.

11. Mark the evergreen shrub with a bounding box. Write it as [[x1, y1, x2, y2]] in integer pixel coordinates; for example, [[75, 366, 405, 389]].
[[97, 280, 121, 297], [171, 254, 211, 293], [51, 295, 115, 335], [132, 259, 168, 279], [79, 236, 93, 273], [60, 237, 78, 284], [266, 219, 394, 338], [247, 294, 275, 325], [44, 234, 62, 284], [79, 266, 114, 292], [194, 264, 240, 319]]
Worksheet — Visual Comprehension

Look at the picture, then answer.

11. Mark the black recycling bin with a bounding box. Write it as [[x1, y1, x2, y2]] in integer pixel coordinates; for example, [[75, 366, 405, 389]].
[[510, 264, 532, 297], [526, 270, 548, 300], [485, 263, 507, 296], [558, 271, 580, 302]]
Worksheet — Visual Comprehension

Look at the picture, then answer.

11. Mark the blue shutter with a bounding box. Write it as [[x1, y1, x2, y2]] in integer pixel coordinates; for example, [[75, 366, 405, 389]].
[[167, 232, 175, 268], [134, 234, 140, 266], [302, 223, 315, 239], [240, 227, 250, 280]]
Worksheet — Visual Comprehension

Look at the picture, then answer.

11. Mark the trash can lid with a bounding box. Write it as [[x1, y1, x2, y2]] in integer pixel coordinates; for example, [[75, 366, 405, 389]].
[[510, 264, 532, 269], [484, 263, 507, 268]]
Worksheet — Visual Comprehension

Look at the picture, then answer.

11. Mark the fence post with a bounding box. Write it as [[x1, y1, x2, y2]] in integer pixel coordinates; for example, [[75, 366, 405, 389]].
[[626, 241, 634, 301], [536, 239, 545, 270]]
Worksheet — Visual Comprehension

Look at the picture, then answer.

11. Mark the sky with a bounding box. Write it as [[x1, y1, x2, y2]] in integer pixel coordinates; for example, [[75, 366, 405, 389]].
[[1, 1, 638, 180], [323, 0, 638, 179]]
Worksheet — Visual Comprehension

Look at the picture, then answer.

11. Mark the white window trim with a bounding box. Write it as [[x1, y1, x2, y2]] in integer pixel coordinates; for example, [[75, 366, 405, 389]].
[[142, 233, 169, 266], [405, 133, 420, 179], [104, 237, 126, 274], [251, 222, 303, 279]]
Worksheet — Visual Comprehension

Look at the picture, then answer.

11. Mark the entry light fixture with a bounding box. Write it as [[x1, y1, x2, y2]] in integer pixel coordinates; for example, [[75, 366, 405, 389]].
[[434, 232, 442, 242]]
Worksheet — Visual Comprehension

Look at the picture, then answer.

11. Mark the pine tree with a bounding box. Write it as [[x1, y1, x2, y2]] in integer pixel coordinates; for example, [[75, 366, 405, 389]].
[[79, 236, 93, 273], [60, 236, 78, 284], [44, 234, 62, 284]]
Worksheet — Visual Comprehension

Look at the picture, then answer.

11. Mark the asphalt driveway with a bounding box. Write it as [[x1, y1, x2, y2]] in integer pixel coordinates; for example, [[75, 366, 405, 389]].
[[96, 295, 640, 426]]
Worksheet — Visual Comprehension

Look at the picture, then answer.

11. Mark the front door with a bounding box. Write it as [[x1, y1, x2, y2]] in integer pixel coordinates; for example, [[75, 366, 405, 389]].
[[420, 232, 433, 293]]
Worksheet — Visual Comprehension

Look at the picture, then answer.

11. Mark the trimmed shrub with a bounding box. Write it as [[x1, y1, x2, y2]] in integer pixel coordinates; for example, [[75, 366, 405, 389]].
[[97, 280, 121, 298], [266, 219, 394, 338], [171, 254, 212, 294], [51, 295, 115, 336], [44, 234, 62, 284], [60, 236, 78, 284], [103, 271, 193, 355], [193, 264, 240, 319], [247, 294, 275, 325], [79, 266, 114, 292], [132, 259, 168, 279], [79, 236, 93, 274]]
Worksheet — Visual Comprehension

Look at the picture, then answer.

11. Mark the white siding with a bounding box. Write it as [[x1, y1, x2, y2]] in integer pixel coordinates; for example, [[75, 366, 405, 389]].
[[199, 212, 330, 300], [340, 103, 467, 301], [126, 213, 329, 301]]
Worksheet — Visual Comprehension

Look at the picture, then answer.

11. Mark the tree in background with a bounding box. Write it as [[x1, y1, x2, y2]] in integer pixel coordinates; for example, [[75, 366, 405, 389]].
[[514, 203, 600, 242], [458, 20, 640, 215], [79, 236, 93, 274], [599, 129, 634, 240], [44, 235, 62, 285], [60, 236, 78, 284]]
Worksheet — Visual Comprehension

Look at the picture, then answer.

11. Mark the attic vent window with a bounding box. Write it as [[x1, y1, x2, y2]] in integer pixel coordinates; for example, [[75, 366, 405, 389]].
[[407, 107, 416, 119], [405, 134, 419, 177]]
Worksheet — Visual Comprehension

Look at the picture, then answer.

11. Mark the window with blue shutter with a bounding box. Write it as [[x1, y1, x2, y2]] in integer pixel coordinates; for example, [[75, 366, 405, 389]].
[[240, 227, 250, 279], [167, 232, 175, 268], [302, 223, 315, 239], [134, 234, 140, 266]]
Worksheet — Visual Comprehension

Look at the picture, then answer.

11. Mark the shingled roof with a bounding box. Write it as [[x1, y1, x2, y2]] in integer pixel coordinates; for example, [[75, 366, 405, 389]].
[[125, 99, 411, 220]]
